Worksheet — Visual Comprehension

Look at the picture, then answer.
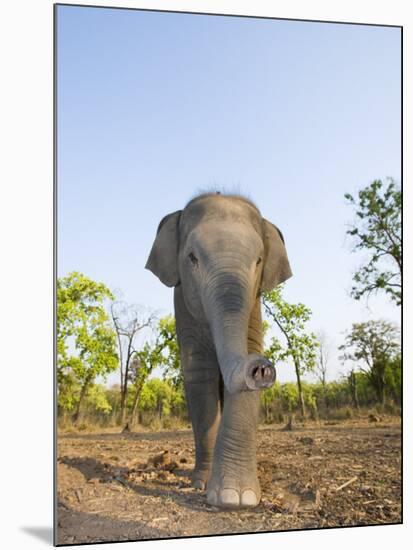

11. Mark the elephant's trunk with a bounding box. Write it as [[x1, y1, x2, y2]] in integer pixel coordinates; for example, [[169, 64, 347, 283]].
[[202, 264, 276, 394]]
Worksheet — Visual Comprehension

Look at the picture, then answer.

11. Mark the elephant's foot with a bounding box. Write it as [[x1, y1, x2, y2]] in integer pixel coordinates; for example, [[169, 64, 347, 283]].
[[206, 470, 261, 509], [203, 383, 261, 508]]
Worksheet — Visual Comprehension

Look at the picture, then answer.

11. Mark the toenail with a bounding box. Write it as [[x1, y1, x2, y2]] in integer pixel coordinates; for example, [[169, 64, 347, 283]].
[[241, 489, 259, 506], [220, 488, 240, 507]]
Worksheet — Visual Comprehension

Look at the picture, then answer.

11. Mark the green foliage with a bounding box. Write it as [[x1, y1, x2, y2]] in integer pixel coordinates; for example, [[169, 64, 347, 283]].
[[262, 320, 271, 337], [261, 382, 281, 404], [57, 272, 118, 411], [129, 347, 155, 395], [110, 301, 155, 407], [157, 316, 181, 387], [138, 378, 184, 417], [345, 178, 401, 305], [260, 382, 281, 422], [324, 381, 348, 408], [133, 315, 181, 391], [280, 382, 299, 412], [384, 354, 401, 404], [261, 382, 319, 420], [85, 384, 112, 415], [339, 319, 400, 405], [58, 383, 112, 416], [339, 319, 400, 366], [135, 315, 181, 388], [262, 286, 319, 417], [105, 385, 122, 411], [262, 286, 319, 376], [303, 383, 318, 417], [57, 372, 80, 412]]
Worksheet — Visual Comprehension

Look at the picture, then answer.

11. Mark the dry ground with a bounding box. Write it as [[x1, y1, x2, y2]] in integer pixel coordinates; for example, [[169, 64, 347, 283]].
[[56, 417, 401, 545]]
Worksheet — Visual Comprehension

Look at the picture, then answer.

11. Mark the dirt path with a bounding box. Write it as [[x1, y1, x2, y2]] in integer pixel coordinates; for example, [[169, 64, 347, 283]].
[[56, 418, 401, 545]]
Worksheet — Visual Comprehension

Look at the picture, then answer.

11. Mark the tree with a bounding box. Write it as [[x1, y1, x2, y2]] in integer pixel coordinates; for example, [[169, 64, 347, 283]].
[[384, 353, 402, 406], [155, 316, 181, 388], [280, 383, 299, 413], [128, 315, 181, 427], [315, 331, 330, 410], [128, 345, 158, 426], [339, 320, 400, 406], [57, 372, 80, 414], [263, 287, 319, 417], [85, 384, 113, 416], [347, 369, 360, 410], [260, 383, 281, 423], [344, 178, 401, 305], [105, 384, 122, 420], [315, 331, 329, 387], [139, 378, 174, 419], [302, 383, 318, 420], [57, 272, 118, 423], [110, 302, 156, 426]]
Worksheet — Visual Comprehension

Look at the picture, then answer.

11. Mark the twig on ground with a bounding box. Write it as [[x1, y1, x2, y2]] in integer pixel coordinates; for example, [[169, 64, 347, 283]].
[[336, 476, 358, 491]]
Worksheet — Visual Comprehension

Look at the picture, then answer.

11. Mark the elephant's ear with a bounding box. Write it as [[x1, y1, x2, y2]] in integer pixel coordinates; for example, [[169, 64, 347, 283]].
[[260, 219, 292, 292], [145, 210, 182, 287]]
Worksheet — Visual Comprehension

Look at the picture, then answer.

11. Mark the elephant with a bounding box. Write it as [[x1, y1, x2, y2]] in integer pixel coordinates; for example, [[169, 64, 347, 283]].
[[145, 192, 292, 509]]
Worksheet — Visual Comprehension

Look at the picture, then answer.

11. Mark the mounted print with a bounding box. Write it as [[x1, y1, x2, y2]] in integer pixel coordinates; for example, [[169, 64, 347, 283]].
[[55, 3, 402, 546]]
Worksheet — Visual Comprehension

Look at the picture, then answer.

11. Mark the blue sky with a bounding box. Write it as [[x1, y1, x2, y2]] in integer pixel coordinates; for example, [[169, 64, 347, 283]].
[[57, 5, 401, 383]]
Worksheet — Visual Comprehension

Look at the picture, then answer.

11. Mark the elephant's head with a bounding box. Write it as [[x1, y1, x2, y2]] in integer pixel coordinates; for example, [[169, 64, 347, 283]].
[[145, 193, 292, 394]]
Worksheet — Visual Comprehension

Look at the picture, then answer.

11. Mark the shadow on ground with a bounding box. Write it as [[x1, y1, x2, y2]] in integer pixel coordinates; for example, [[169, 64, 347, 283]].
[[57, 503, 172, 544], [59, 455, 264, 515]]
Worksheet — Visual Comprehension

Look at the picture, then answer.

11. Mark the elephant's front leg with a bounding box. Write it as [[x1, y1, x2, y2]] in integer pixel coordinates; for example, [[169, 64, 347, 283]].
[[175, 286, 222, 490], [183, 367, 222, 490], [206, 388, 261, 508]]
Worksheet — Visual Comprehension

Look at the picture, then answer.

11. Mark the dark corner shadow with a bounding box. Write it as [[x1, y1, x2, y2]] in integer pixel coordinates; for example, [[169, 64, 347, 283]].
[[21, 526, 53, 545]]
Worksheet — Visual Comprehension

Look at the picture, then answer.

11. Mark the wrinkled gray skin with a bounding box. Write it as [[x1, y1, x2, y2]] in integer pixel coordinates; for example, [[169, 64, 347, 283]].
[[145, 193, 292, 509]]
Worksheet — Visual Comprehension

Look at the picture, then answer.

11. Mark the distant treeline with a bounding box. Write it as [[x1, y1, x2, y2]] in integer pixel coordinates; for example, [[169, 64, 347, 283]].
[[58, 362, 401, 431], [57, 272, 401, 430]]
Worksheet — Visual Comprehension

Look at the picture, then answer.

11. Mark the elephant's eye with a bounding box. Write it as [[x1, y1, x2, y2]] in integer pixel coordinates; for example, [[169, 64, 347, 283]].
[[188, 252, 198, 266], [256, 256, 262, 266]]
